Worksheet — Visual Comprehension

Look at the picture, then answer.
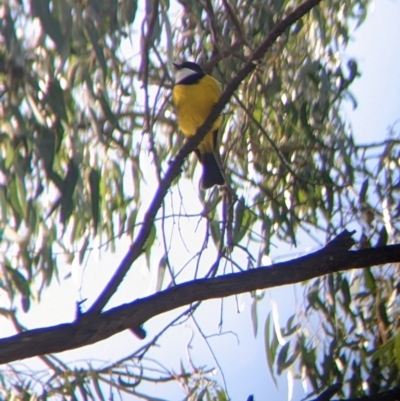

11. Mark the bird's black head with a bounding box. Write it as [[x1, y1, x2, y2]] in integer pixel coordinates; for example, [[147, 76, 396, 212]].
[[173, 61, 205, 84], [173, 61, 204, 74]]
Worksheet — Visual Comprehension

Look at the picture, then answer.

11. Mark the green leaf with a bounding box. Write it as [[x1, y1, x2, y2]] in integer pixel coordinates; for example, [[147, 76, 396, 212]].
[[47, 80, 69, 123], [4, 138, 14, 169], [31, 0, 68, 56], [16, 175, 27, 221], [88, 168, 101, 235], [277, 342, 290, 374], [363, 267, 376, 293], [98, 90, 118, 126], [233, 198, 245, 242], [85, 21, 108, 81], [37, 126, 56, 175], [284, 314, 299, 336], [91, 372, 106, 401], [9, 178, 24, 223], [371, 338, 395, 362], [216, 390, 229, 401], [359, 179, 368, 204], [6, 264, 31, 298], [42, 245, 55, 287], [21, 295, 30, 313], [61, 159, 79, 224], [210, 219, 221, 248], [143, 225, 156, 268], [376, 226, 388, 247], [118, 0, 138, 26], [264, 312, 278, 387], [340, 277, 351, 312], [234, 208, 256, 244]]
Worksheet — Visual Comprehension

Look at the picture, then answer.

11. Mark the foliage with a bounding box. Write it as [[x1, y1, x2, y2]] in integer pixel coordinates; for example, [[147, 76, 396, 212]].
[[1, 0, 399, 399], [265, 130, 400, 398]]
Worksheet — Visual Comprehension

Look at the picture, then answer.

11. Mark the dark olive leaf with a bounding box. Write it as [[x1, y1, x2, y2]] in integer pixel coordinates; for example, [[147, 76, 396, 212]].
[[8, 177, 24, 223], [359, 179, 368, 205], [261, 216, 271, 256], [6, 264, 30, 298], [4, 138, 14, 169], [264, 312, 278, 387], [31, 0, 68, 56], [118, 0, 138, 26], [283, 314, 299, 337], [378, 300, 390, 330], [307, 289, 330, 317], [371, 338, 394, 362], [327, 273, 336, 296], [77, 380, 91, 400], [61, 159, 79, 224], [233, 197, 245, 243], [143, 224, 156, 268], [347, 59, 359, 81], [26, 200, 38, 234], [236, 208, 257, 244], [91, 372, 106, 401], [15, 175, 27, 221], [42, 245, 55, 287], [340, 277, 351, 312], [265, 75, 282, 98], [284, 344, 300, 371], [376, 226, 388, 247], [98, 90, 118, 127], [394, 335, 400, 371], [47, 80, 69, 123], [57, 0, 72, 41], [84, 20, 108, 81], [21, 295, 30, 313], [88, 168, 101, 235], [363, 267, 376, 293], [276, 342, 290, 375]]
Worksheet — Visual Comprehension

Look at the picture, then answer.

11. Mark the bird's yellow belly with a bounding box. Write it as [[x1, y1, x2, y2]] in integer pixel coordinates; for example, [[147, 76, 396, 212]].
[[173, 80, 221, 154]]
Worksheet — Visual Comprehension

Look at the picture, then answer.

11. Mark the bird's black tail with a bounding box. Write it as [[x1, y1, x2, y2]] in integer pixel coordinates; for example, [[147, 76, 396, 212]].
[[199, 151, 225, 190]]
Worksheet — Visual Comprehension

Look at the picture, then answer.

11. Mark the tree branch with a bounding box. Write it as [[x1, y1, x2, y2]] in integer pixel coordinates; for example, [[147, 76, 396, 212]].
[[2, 230, 400, 364], [87, 0, 323, 315]]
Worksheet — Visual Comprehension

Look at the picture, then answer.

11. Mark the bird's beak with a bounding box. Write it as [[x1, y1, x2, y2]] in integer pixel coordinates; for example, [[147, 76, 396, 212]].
[[172, 62, 180, 69]]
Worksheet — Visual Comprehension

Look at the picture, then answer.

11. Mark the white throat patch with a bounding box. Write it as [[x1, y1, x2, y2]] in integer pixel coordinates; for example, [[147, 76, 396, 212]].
[[175, 67, 198, 83]]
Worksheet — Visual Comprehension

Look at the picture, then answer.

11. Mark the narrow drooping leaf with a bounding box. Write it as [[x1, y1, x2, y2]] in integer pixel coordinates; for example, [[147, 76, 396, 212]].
[[88, 168, 101, 235]]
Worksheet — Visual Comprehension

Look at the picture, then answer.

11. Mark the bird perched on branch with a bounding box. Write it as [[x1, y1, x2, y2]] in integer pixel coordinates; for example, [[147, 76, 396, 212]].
[[172, 61, 225, 189]]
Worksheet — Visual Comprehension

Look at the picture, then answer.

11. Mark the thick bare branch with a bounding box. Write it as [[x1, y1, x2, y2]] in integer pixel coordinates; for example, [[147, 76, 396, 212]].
[[1, 230, 400, 364]]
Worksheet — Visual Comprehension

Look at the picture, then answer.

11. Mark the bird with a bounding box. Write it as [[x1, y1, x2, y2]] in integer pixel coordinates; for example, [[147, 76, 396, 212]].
[[172, 61, 225, 189]]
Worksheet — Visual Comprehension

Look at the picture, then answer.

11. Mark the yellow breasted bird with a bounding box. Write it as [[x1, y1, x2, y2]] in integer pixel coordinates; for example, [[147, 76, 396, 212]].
[[172, 61, 225, 189]]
